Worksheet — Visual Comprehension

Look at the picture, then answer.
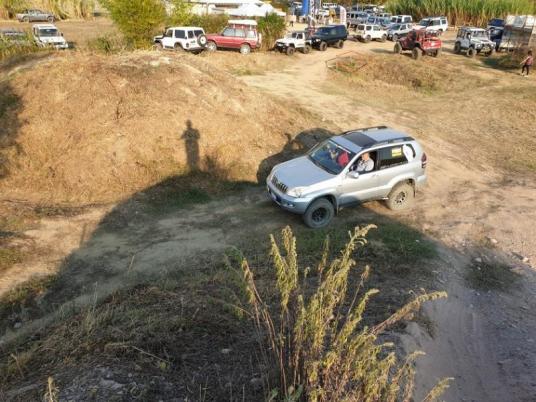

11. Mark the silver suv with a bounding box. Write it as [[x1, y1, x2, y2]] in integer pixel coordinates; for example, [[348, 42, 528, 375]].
[[266, 126, 428, 228]]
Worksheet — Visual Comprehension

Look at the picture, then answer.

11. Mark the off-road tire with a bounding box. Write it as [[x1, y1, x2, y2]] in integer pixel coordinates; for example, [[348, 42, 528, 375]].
[[302, 44, 311, 54], [386, 183, 414, 211], [364, 35, 371, 43], [467, 47, 477, 58], [454, 42, 461, 54], [153, 42, 163, 50], [380, 34, 387, 42], [23, 17, 30, 23], [47, 16, 54, 22], [394, 42, 402, 54], [487, 48, 495, 57], [206, 41, 217, 52], [433, 48, 442, 57], [412, 47, 422, 60], [240, 43, 251, 55], [197, 34, 207, 47], [393, 34, 399, 42], [335, 39, 344, 48], [174, 43, 184, 51], [286, 46, 295, 56], [319, 41, 328, 51], [303, 198, 335, 229]]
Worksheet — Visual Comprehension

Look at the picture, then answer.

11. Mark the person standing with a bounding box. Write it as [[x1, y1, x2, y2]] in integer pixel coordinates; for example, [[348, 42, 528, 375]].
[[520, 50, 533, 76]]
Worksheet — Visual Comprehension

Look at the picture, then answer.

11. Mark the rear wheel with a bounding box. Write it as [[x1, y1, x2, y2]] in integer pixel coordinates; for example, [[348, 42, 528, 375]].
[[412, 47, 422, 60], [206, 41, 217, 52], [302, 44, 311, 54], [23, 17, 29, 23], [386, 183, 414, 211], [335, 39, 344, 48], [433, 48, 442, 57], [394, 42, 402, 54], [454, 42, 461, 54], [319, 41, 328, 51], [286, 46, 295, 56], [393, 33, 399, 42], [467, 47, 477, 58], [47, 16, 54, 22], [174, 43, 184, 51], [303, 198, 335, 229], [380, 34, 387, 42], [240, 43, 251, 55], [364, 35, 371, 43]]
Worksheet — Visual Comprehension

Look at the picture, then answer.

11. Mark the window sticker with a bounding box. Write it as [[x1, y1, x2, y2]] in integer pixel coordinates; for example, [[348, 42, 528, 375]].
[[391, 147, 402, 157]]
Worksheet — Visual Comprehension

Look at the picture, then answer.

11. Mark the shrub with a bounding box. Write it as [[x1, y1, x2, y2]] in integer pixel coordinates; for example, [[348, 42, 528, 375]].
[[0, 32, 43, 63], [87, 34, 128, 54], [101, 0, 166, 48], [258, 13, 286, 50], [0, 0, 27, 19], [388, 0, 535, 27], [239, 225, 451, 401], [167, 0, 229, 34]]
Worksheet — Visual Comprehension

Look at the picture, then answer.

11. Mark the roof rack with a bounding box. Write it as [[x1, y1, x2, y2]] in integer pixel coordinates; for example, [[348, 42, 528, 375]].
[[343, 126, 389, 134]]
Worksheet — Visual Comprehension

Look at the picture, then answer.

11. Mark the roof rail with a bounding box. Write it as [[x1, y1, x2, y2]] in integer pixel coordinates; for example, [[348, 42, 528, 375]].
[[359, 125, 389, 132]]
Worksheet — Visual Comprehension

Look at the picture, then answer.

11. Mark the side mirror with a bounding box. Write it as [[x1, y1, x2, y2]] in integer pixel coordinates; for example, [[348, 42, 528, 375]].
[[347, 171, 360, 179]]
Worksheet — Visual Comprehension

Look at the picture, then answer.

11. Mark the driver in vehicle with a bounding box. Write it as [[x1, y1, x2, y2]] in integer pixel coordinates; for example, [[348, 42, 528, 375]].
[[355, 152, 374, 172]]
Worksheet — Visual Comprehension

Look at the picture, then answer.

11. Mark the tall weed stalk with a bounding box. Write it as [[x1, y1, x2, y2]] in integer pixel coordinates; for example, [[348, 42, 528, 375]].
[[240, 225, 451, 401]]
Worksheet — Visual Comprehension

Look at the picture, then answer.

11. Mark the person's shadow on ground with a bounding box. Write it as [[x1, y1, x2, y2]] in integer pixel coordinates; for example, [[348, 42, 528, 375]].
[[181, 120, 201, 171]]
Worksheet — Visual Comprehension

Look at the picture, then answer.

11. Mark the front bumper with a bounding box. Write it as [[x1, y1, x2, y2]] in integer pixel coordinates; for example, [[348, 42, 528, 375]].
[[266, 181, 311, 214]]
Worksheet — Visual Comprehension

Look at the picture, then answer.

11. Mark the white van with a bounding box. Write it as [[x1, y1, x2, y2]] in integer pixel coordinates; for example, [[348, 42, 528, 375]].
[[415, 16, 448, 33]]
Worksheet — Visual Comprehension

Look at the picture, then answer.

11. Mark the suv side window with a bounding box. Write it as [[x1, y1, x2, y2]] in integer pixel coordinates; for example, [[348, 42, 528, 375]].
[[441, 19, 447, 25], [194, 29, 203, 37], [377, 146, 408, 169], [246, 30, 256, 39], [188, 30, 194, 39], [235, 28, 246, 38], [175, 30, 185, 39], [222, 28, 234, 37]]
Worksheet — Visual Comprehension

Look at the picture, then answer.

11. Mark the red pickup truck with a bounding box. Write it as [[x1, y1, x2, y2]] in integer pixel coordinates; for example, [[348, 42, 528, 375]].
[[206, 19, 261, 55]]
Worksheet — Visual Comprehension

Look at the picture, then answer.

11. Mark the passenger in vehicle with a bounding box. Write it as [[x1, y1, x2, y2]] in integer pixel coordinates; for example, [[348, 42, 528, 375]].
[[356, 152, 374, 172], [337, 150, 349, 167]]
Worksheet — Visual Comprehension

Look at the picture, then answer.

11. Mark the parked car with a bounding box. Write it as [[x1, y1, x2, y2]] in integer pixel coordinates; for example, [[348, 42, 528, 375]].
[[497, 15, 536, 52], [16, 9, 55, 23], [205, 20, 260, 55], [355, 24, 387, 42], [347, 11, 369, 28], [487, 18, 505, 49], [390, 15, 413, 24], [32, 24, 68, 49], [153, 26, 206, 52], [394, 29, 442, 59], [367, 16, 391, 27], [310, 25, 347, 50], [266, 126, 427, 228], [387, 23, 412, 41], [275, 31, 312, 55], [454, 27, 495, 57], [0, 29, 31, 46], [415, 16, 448, 33]]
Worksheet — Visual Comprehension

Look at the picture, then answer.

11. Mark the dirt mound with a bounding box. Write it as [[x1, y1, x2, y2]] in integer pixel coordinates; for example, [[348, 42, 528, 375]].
[[0, 52, 317, 204]]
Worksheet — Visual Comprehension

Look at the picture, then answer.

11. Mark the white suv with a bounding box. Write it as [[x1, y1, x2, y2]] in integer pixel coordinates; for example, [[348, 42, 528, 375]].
[[154, 26, 207, 52], [32, 24, 68, 49], [416, 17, 448, 33], [355, 24, 387, 42]]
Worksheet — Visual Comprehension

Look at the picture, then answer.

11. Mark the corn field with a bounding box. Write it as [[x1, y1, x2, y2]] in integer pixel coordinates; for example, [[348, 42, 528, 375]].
[[387, 0, 536, 27], [0, 0, 96, 19]]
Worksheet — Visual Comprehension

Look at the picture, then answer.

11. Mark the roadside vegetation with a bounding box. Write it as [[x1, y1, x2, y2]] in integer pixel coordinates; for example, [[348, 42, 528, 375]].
[[388, 0, 535, 26]]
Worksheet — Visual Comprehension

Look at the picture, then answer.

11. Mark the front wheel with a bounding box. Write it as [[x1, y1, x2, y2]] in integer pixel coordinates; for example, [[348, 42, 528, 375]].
[[385, 183, 414, 211], [433, 48, 442, 57], [319, 41, 328, 51], [394, 42, 402, 54], [286, 46, 295, 56], [392, 34, 399, 42], [47, 16, 54, 22], [487, 48, 495, 57], [335, 39, 344, 48], [23, 17, 30, 23], [302, 44, 311, 54], [412, 47, 422, 60], [454, 42, 461, 54], [467, 47, 477, 58], [364, 35, 371, 43], [240, 43, 251, 55], [380, 34, 387, 42], [303, 198, 335, 229], [174, 43, 184, 51], [206, 41, 217, 52]]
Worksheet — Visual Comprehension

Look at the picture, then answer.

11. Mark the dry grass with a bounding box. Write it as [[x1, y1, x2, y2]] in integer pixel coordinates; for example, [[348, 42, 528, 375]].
[[0, 51, 318, 204], [239, 225, 450, 401]]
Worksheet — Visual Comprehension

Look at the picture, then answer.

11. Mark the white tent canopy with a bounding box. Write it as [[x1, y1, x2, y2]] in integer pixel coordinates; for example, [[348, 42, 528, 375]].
[[226, 3, 285, 17]]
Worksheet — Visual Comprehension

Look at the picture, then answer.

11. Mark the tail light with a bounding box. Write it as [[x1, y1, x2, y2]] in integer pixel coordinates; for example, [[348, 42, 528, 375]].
[[421, 152, 427, 169]]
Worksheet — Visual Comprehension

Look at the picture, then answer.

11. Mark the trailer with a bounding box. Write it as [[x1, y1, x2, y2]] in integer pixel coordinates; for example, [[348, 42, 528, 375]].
[[498, 15, 535, 51]]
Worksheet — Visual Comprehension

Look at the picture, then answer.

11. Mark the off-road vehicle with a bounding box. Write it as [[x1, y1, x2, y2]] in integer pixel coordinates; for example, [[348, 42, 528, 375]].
[[387, 22, 412, 41], [205, 20, 261, 55], [266, 126, 428, 228], [32, 24, 68, 49], [355, 24, 387, 42], [16, 9, 55, 23], [454, 27, 495, 57], [394, 29, 442, 59], [154, 27, 207, 52], [415, 16, 448, 33], [275, 31, 312, 55], [310, 25, 347, 51]]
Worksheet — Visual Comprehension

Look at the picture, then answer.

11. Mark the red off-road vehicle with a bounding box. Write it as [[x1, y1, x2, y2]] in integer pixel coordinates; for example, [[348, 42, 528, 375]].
[[393, 29, 442, 59]]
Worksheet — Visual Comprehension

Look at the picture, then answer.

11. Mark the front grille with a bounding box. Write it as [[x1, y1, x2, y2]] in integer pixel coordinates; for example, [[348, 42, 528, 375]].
[[271, 176, 288, 194]]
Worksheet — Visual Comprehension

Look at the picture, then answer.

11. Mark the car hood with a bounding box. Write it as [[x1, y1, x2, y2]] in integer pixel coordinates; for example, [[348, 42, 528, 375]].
[[272, 156, 335, 188], [472, 38, 494, 45], [276, 38, 298, 45]]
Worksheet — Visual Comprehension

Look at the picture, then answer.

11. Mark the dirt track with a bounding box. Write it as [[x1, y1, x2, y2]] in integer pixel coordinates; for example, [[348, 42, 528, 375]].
[[2, 27, 536, 401]]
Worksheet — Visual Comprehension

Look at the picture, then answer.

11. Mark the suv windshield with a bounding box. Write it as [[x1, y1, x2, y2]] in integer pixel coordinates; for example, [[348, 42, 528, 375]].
[[471, 30, 487, 38], [419, 19, 431, 26], [38, 28, 59, 37], [308, 140, 355, 175]]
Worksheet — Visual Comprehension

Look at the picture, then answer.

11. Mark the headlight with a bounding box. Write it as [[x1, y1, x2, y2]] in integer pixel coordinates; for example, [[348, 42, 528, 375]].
[[287, 187, 307, 198]]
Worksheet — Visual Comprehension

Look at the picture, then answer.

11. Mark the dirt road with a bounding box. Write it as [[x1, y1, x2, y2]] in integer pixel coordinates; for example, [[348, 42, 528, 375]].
[[240, 39, 536, 401]]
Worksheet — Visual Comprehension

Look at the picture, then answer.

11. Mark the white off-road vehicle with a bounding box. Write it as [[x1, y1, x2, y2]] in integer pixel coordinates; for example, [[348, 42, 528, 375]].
[[355, 24, 387, 42], [154, 26, 207, 52], [32, 24, 68, 49], [275, 31, 312, 55], [454, 27, 495, 57]]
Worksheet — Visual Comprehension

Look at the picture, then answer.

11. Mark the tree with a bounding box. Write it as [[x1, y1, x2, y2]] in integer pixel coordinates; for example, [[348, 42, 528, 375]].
[[101, 0, 166, 48]]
